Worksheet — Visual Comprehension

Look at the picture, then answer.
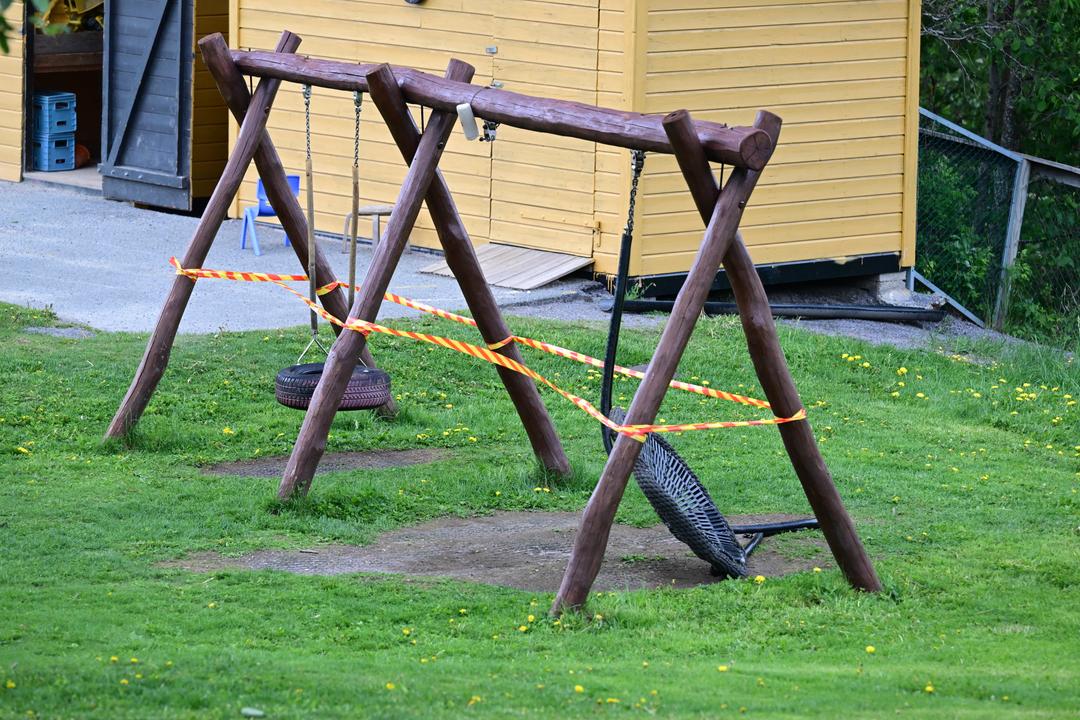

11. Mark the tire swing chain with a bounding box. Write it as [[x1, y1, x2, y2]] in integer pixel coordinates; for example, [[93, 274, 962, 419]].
[[297, 84, 328, 364]]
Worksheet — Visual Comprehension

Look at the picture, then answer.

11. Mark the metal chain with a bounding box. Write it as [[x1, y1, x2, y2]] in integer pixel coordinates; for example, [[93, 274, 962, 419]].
[[353, 90, 363, 168], [302, 84, 312, 164], [624, 149, 646, 238]]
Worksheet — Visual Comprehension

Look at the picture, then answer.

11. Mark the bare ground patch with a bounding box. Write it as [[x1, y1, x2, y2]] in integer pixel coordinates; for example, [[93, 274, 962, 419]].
[[202, 448, 449, 478], [163, 511, 828, 592]]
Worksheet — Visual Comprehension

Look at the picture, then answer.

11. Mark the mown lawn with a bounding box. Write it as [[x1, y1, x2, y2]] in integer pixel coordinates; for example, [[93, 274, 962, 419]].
[[0, 301, 1077, 718]]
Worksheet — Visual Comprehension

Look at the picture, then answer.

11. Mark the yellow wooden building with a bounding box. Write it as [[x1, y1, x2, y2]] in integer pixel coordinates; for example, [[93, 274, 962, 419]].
[[4, 0, 921, 285], [0, 1, 24, 183], [231, 0, 921, 285]]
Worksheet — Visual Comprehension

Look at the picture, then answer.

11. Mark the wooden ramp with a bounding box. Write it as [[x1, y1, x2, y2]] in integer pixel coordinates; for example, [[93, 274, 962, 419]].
[[420, 243, 593, 290]]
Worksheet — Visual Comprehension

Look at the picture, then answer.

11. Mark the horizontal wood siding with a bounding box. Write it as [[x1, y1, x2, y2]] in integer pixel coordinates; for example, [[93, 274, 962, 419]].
[[233, 0, 495, 249], [488, 0, 599, 257], [191, 0, 229, 197], [0, 1, 23, 182], [636, 0, 912, 275]]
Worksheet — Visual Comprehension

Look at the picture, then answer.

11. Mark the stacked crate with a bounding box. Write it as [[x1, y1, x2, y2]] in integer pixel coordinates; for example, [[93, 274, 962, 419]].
[[31, 91, 77, 172]]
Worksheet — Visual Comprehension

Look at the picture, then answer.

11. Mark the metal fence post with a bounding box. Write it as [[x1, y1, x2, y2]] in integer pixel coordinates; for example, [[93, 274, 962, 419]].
[[992, 158, 1031, 330]]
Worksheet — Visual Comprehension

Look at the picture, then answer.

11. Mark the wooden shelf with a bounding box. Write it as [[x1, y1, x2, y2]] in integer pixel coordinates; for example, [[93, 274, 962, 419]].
[[33, 30, 103, 73]]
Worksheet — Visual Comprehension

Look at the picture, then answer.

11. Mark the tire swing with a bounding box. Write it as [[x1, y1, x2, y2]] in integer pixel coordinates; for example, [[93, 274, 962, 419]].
[[275, 85, 391, 412], [602, 151, 818, 578]]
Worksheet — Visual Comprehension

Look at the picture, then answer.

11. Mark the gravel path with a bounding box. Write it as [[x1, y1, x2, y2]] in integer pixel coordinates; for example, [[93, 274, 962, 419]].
[[3, 177, 1023, 355]]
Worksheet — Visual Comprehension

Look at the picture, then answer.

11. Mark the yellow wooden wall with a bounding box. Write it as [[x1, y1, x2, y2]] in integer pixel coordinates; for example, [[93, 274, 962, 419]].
[[0, 1, 23, 183], [230, 0, 497, 249], [633, 0, 919, 276], [229, 0, 919, 274], [192, 0, 230, 197]]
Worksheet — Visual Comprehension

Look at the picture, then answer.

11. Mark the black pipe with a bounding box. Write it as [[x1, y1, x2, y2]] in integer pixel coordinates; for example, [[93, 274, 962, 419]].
[[733, 518, 819, 537], [608, 298, 944, 323], [600, 152, 645, 454]]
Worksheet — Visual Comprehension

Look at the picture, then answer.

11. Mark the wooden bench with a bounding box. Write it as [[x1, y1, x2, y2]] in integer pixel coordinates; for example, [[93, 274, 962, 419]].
[[341, 204, 395, 253]]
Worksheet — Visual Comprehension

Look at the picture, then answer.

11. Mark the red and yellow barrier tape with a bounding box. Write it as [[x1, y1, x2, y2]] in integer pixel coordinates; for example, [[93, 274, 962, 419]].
[[171, 258, 806, 440]]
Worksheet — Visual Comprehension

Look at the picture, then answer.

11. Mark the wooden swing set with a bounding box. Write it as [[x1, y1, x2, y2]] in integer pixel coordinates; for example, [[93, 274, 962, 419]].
[[106, 31, 881, 613]]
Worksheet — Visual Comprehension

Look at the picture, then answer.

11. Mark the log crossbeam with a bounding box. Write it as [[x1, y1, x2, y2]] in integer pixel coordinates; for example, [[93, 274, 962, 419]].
[[228, 51, 773, 171]]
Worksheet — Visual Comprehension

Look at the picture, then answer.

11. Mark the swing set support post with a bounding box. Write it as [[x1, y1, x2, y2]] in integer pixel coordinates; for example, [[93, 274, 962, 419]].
[[552, 109, 780, 614], [105, 31, 300, 440], [277, 60, 471, 500], [363, 64, 571, 479], [662, 110, 881, 593], [197, 33, 396, 418]]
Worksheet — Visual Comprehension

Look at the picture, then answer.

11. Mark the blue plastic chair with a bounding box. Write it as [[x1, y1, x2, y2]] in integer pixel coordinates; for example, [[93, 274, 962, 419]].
[[240, 175, 300, 256]]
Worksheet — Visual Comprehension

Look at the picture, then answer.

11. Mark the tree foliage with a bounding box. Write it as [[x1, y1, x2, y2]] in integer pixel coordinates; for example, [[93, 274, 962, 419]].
[[922, 0, 1080, 164]]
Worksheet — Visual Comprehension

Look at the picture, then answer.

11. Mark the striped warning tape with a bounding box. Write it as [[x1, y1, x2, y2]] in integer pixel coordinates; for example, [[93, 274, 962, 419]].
[[171, 258, 806, 439]]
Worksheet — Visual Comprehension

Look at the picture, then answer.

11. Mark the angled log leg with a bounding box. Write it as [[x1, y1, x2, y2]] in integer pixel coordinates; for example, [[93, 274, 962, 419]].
[[105, 31, 300, 440], [277, 60, 473, 500], [663, 111, 880, 592], [364, 64, 571, 477], [198, 33, 395, 418], [551, 111, 778, 614]]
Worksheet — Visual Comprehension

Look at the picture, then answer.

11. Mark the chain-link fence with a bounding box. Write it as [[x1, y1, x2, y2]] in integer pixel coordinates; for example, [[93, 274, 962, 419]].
[[915, 108, 1079, 348]]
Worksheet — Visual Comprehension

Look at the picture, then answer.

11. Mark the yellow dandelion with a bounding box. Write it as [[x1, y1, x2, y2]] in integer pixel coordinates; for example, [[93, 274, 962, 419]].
[[222, 427, 235, 436], [468, 695, 482, 706], [119, 679, 129, 686], [753, 575, 766, 584], [642, 661, 649, 668], [4, 680, 14, 689], [924, 683, 935, 694], [207, 602, 217, 608], [494, 490, 501, 496], [110, 656, 118, 663], [459, 608, 468, 615], [527, 614, 535, 623], [130, 658, 138, 664], [402, 627, 412, 636], [518, 625, 528, 632], [15, 446, 30, 455], [574, 685, 585, 693], [606, 698, 620, 703], [594, 613, 604, 621], [865, 645, 876, 654], [897, 367, 908, 375], [813, 567, 822, 573], [385, 682, 396, 691], [890, 391, 900, 397], [717, 665, 729, 673]]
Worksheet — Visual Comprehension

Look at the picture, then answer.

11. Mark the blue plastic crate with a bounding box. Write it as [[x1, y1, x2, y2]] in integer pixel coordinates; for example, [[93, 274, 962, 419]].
[[31, 133, 75, 172], [32, 91, 77, 136]]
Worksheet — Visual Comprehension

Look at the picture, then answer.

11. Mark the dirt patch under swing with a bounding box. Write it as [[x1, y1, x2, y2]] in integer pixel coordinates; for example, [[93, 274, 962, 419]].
[[163, 511, 829, 592], [202, 448, 449, 478]]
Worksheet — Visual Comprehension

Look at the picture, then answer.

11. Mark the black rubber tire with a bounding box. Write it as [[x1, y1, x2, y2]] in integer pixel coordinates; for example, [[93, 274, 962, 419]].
[[275, 362, 391, 411]]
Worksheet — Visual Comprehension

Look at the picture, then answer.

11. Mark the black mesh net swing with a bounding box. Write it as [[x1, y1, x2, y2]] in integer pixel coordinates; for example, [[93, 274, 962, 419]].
[[601, 151, 818, 578]]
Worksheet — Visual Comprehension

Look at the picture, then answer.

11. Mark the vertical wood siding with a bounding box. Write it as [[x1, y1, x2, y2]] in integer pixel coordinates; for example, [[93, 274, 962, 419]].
[[0, 1, 23, 182]]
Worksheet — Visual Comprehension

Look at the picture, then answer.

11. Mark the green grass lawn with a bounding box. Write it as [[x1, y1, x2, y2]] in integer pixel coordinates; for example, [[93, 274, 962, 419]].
[[0, 301, 1077, 718]]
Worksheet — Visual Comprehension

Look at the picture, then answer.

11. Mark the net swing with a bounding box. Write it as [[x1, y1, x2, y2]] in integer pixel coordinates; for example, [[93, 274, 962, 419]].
[[601, 150, 819, 578], [274, 84, 392, 411]]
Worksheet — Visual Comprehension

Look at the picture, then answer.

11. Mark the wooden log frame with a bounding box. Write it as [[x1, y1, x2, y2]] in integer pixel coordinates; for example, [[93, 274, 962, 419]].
[[104, 31, 394, 441], [105, 32, 878, 609], [276, 58, 571, 498], [552, 110, 880, 611], [662, 110, 881, 596], [362, 64, 570, 479], [279, 59, 476, 497]]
